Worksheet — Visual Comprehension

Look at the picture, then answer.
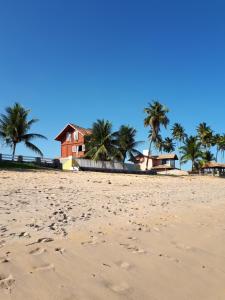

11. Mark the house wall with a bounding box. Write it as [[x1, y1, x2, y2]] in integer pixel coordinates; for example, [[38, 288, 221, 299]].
[[138, 157, 153, 170], [60, 128, 86, 158]]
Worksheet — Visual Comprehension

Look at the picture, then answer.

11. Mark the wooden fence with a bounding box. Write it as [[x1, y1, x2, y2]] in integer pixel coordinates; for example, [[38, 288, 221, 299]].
[[0, 153, 61, 169]]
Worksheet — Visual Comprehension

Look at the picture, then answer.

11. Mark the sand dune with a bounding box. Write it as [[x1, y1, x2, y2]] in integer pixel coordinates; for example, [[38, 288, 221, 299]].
[[0, 170, 225, 299]]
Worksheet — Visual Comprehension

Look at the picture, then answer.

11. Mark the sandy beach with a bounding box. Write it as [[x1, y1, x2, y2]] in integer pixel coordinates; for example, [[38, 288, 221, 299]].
[[0, 170, 225, 300]]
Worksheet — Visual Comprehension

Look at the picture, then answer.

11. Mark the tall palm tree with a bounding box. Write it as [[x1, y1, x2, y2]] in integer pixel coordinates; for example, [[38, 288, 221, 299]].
[[180, 136, 202, 171], [85, 119, 117, 161], [144, 101, 169, 169], [113, 125, 143, 163], [196, 122, 213, 150], [212, 134, 221, 162], [217, 134, 225, 162], [0, 102, 47, 160], [162, 137, 175, 153], [154, 133, 164, 154], [171, 123, 186, 169]]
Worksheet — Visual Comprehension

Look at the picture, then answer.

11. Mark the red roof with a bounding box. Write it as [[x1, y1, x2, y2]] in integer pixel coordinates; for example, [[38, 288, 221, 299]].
[[55, 123, 92, 141]]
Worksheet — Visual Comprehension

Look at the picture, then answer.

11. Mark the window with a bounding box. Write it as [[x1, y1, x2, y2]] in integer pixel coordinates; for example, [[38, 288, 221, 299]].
[[78, 145, 82, 152], [72, 145, 78, 152], [74, 131, 78, 141], [162, 159, 167, 165], [66, 132, 71, 142]]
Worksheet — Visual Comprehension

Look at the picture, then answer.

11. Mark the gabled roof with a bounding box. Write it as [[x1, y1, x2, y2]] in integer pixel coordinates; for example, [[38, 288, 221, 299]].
[[55, 123, 92, 141], [156, 154, 178, 160], [201, 161, 225, 169], [133, 153, 178, 162]]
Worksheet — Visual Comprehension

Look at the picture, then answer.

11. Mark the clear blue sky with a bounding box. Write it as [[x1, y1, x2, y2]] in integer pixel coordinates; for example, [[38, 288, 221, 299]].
[[0, 0, 225, 166]]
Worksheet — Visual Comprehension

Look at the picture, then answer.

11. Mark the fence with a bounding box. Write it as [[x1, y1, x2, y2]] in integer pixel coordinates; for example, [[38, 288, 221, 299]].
[[0, 153, 61, 169], [74, 158, 140, 172]]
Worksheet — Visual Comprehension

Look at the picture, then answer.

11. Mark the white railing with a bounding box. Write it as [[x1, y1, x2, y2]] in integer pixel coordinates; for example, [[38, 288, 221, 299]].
[[0, 153, 61, 168], [74, 158, 139, 171]]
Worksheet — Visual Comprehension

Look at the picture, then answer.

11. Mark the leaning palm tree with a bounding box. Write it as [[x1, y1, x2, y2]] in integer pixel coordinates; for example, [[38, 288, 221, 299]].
[[171, 123, 186, 169], [196, 122, 213, 150], [144, 100, 169, 169], [85, 119, 118, 161], [162, 137, 175, 153], [0, 102, 47, 160], [113, 125, 143, 163], [180, 136, 202, 171]]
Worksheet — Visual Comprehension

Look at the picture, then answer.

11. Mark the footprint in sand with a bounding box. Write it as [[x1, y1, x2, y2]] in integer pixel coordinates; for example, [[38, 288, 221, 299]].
[[32, 263, 55, 272], [55, 247, 65, 254], [115, 261, 132, 270], [103, 280, 130, 294], [0, 274, 15, 290], [120, 243, 146, 254], [29, 247, 47, 255]]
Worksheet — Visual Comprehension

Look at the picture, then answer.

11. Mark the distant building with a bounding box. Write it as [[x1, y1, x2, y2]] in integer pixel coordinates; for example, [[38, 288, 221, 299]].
[[201, 161, 225, 176], [133, 150, 178, 171], [55, 123, 92, 158]]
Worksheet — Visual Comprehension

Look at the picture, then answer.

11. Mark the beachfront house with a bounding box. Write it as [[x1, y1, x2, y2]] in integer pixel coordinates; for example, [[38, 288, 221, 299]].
[[55, 123, 92, 159], [133, 150, 178, 171]]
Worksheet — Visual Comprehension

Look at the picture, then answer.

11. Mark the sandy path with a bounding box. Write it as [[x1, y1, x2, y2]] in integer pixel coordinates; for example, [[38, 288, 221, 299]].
[[0, 170, 224, 299]]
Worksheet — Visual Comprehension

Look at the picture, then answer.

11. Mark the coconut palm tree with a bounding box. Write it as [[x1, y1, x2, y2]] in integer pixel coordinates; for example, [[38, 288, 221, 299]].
[[201, 150, 215, 162], [162, 137, 175, 153], [0, 102, 47, 160], [154, 133, 164, 154], [113, 125, 143, 163], [144, 101, 169, 169], [196, 122, 213, 150], [212, 134, 221, 162], [171, 123, 186, 169], [217, 134, 225, 161], [85, 119, 118, 161], [180, 136, 202, 171]]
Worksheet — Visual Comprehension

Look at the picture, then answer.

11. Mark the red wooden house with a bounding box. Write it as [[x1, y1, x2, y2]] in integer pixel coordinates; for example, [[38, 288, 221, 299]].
[[55, 124, 92, 158]]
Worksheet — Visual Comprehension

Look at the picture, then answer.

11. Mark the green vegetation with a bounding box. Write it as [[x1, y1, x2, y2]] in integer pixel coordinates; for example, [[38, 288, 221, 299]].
[[143, 101, 225, 171], [144, 101, 169, 169], [0, 102, 46, 160], [85, 120, 142, 162], [0, 160, 44, 170]]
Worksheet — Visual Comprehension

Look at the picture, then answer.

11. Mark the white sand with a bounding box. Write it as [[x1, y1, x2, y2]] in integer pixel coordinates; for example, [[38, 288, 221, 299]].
[[0, 170, 225, 299]]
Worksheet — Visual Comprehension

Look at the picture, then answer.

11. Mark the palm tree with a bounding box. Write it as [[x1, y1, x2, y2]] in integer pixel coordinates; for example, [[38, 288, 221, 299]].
[[85, 119, 117, 161], [201, 150, 215, 162], [196, 122, 213, 150], [154, 133, 164, 154], [113, 125, 143, 163], [144, 100, 169, 169], [0, 102, 47, 160], [212, 134, 221, 162], [163, 137, 175, 153], [180, 136, 202, 171], [217, 134, 225, 161], [171, 123, 186, 169]]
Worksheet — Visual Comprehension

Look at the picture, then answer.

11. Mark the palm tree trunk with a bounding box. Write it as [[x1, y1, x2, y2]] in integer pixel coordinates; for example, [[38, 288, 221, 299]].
[[12, 143, 16, 161], [178, 141, 181, 170], [145, 140, 152, 170], [216, 147, 219, 162], [192, 159, 194, 171]]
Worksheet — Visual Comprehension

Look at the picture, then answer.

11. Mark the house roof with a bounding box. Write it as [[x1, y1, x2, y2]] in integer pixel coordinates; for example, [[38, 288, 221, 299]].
[[55, 123, 92, 141], [133, 153, 178, 162], [156, 154, 178, 160], [201, 162, 225, 169]]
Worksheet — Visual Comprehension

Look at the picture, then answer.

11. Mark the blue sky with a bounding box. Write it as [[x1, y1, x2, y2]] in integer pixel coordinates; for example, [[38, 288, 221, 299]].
[[0, 0, 225, 166]]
